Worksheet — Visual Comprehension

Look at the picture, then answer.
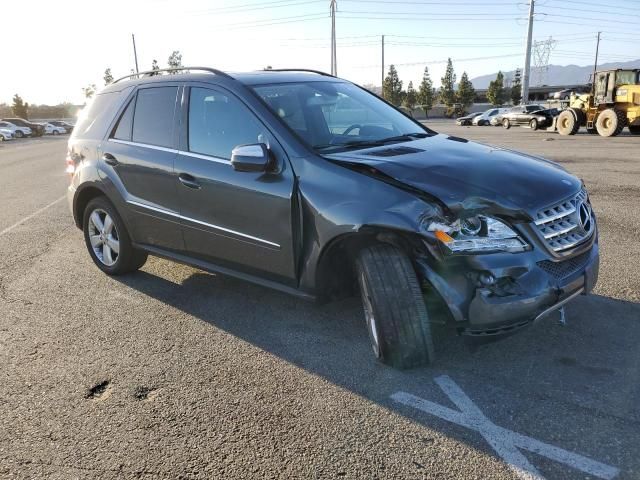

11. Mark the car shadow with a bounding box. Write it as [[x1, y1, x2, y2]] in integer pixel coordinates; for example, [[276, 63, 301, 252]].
[[114, 265, 640, 475]]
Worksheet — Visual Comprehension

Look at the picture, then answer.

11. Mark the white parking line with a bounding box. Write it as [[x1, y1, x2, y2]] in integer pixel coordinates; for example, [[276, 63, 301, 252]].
[[0, 195, 66, 237], [391, 375, 619, 480]]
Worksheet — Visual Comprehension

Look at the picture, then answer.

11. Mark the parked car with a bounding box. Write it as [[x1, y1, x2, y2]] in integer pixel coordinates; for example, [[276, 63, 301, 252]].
[[501, 106, 558, 130], [49, 120, 75, 133], [472, 107, 509, 126], [44, 123, 67, 135], [456, 112, 482, 126], [1, 117, 45, 136], [0, 121, 32, 138], [0, 127, 14, 141], [551, 87, 589, 100], [67, 67, 599, 369], [491, 104, 546, 126]]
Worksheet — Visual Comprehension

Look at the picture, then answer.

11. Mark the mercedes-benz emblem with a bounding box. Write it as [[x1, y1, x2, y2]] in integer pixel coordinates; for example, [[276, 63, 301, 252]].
[[578, 201, 591, 231]]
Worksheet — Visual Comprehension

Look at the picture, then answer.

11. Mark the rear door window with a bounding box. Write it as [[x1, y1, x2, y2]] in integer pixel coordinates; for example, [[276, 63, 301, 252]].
[[132, 87, 178, 148]]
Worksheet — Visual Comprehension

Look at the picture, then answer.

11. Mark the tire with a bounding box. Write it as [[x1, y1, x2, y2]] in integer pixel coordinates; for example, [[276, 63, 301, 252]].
[[53, 130, 59, 135], [14, 130, 24, 138], [557, 110, 578, 135], [502, 118, 511, 129], [629, 125, 640, 135], [529, 118, 538, 131], [83, 196, 147, 275], [596, 108, 626, 137], [355, 244, 434, 369]]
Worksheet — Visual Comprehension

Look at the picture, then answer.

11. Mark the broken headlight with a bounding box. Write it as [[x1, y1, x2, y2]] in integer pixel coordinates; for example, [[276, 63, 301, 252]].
[[425, 215, 528, 254]]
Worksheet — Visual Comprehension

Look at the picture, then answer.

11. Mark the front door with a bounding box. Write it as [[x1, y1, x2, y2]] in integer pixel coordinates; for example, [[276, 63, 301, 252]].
[[174, 85, 296, 284]]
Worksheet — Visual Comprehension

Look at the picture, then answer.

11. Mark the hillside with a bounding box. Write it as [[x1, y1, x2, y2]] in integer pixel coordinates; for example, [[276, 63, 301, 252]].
[[471, 59, 640, 88]]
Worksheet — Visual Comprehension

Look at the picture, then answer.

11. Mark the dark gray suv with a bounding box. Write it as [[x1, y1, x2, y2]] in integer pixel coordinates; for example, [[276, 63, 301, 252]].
[[67, 67, 599, 369]]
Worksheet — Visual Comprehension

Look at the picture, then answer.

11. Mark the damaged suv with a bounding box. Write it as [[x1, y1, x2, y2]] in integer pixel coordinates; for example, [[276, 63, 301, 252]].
[[67, 68, 599, 369]]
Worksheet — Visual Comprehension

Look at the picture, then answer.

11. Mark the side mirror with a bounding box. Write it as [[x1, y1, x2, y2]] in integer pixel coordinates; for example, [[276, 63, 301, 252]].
[[231, 143, 271, 173]]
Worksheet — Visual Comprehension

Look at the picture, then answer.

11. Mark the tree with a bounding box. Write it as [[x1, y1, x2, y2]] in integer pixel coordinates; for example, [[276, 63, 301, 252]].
[[487, 71, 506, 106], [104, 68, 113, 85], [148, 59, 160, 76], [82, 84, 97, 100], [382, 65, 403, 106], [167, 51, 183, 72], [456, 71, 476, 109], [510, 68, 522, 105], [417, 66, 435, 117], [404, 81, 417, 111], [439, 58, 456, 107], [11, 94, 28, 119]]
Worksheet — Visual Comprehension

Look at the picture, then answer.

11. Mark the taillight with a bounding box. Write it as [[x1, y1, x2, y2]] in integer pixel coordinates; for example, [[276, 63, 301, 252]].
[[65, 150, 75, 177]]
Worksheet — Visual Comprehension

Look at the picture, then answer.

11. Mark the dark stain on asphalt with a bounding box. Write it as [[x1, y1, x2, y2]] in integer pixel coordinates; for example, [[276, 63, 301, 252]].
[[556, 356, 615, 375], [134, 386, 159, 402], [86, 380, 111, 400]]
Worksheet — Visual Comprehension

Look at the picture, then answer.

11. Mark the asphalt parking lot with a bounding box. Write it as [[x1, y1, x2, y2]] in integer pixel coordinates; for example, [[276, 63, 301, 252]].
[[0, 124, 638, 479]]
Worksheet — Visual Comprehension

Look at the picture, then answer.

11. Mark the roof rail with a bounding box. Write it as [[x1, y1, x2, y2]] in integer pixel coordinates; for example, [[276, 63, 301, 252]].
[[112, 66, 233, 84], [263, 68, 335, 78]]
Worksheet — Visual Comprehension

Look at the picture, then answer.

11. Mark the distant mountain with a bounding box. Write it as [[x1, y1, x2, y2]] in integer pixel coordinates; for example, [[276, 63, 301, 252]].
[[471, 59, 640, 89]]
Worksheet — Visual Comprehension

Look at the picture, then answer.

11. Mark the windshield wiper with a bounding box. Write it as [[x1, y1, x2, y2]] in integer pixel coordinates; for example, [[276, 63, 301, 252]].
[[314, 132, 429, 152]]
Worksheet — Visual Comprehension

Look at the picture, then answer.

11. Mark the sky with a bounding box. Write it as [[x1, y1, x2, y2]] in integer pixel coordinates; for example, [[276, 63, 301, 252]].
[[3, 0, 639, 105]]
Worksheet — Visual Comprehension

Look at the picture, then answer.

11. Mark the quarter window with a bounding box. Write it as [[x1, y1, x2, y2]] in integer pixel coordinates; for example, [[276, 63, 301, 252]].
[[188, 87, 267, 159], [112, 97, 135, 141], [132, 87, 178, 148]]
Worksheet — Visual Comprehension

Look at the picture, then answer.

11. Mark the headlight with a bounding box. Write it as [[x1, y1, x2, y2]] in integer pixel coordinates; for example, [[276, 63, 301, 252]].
[[425, 215, 528, 254]]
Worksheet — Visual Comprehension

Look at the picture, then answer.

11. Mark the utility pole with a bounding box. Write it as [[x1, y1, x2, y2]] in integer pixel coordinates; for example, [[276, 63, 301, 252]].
[[381, 35, 385, 97], [132, 34, 140, 74], [521, 0, 534, 104], [591, 31, 601, 94], [330, 0, 337, 76]]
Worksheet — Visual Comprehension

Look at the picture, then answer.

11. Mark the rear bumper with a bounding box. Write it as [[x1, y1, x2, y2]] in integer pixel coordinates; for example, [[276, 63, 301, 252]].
[[415, 232, 599, 337]]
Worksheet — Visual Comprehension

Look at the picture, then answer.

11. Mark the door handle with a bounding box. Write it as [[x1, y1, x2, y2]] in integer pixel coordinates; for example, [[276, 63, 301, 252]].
[[178, 173, 201, 190], [102, 152, 118, 166]]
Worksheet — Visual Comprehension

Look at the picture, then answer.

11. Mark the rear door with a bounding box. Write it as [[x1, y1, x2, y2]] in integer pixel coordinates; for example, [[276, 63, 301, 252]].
[[174, 84, 297, 284], [102, 85, 184, 251]]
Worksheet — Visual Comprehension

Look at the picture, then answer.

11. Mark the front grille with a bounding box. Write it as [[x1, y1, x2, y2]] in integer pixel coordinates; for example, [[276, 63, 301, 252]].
[[533, 189, 594, 252], [537, 249, 591, 279]]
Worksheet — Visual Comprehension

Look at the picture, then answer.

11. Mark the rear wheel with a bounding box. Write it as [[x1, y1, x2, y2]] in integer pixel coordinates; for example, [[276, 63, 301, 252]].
[[83, 196, 147, 275], [529, 118, 538, 131], [596, 109, 626, 137], [557, 110, 579, 135], [355, 244, 434, 369], [502, 118, 511, 129], [629, 125, 640, 135]]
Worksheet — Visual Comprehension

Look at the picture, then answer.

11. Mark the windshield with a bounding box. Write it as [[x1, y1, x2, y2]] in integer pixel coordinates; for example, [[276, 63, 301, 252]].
[[252, 81, 430, 152]]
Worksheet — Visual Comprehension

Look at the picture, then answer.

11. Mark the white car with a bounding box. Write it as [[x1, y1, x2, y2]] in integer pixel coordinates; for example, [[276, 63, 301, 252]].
[[0, 128, 14, 141], [0, 121, 32, 138], [472, 107, 509, 126], [44, 123, 67, 135]]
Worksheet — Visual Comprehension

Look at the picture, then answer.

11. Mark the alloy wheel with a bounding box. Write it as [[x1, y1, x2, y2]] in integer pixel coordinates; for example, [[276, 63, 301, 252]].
[[360, 271, 381, 357], [87, 209, 120, 266]]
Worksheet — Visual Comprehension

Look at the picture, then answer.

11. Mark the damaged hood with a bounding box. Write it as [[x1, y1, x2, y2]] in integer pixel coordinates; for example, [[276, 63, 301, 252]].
[[326, 134, 582, 217]]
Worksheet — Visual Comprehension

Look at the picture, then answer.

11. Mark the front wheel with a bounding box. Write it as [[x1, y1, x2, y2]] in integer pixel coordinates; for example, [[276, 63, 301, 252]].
[[14, 130, 23, 138], [529, 118, 538, 130], [83, 196, 148, 275], [53, 130, 59, 135], [502, 118, 511, 129], [355, 244, 434, 369]]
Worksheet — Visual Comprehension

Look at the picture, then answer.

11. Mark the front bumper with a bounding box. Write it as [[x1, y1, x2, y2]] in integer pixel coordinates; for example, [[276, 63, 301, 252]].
[[415, 231, 599, 337]]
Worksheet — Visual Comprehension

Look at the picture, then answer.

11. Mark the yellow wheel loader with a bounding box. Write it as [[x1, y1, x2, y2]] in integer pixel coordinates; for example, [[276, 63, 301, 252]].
[[555, 69, 640, 137]]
